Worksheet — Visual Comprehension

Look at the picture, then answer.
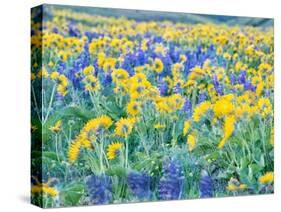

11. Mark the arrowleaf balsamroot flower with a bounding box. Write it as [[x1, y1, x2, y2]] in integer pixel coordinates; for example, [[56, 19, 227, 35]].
[[127, 100, 141, 116], [106, 142, 123, 160], [49, 120, 62, 133], [183, 120, 191, 135], [213, 95, 234, 118], [187, 132, 197, 152], [68, 115, 113, 163], [115, 117, 135, 138], [192, 101, 212, 122], [31, 183, 58, 197], [154, 58, 164, 73], [226, 178, 247, 191], [218, 115, 236, 149], [259, 172, 274, 184]]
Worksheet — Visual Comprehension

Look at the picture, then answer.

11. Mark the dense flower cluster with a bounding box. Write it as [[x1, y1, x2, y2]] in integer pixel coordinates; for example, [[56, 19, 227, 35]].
[[127, 171, 151, 200], [86, 174, 113, 204], [31, 5, 274, 208], [158, 158, 185, 200]]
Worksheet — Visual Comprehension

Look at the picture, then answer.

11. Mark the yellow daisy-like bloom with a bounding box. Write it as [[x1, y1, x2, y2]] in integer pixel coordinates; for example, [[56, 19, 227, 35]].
[[218, 115, 236, 149], [58, 74, 68, 87], [68, 115, 112, 163], [213, 96, 234, 118], [127, 100, 141, 116], [112, 68, 129, 84], [106, 142, 123, 160], [83, 65, 95, 76], [49, 120, 62, 133], [187, 132, 197, 152], [257, 97, 272, 117], [103, 57, 117, 72], [226, 178, 247, 192], [31, 183, 58, 197], [183, 120, 191, 135], [84, 75, 100, 92], [68, 139, 82, 163], [115, 117, 135, 138], [192, 101, 212, 122], [154, 123, 166, 129], [57, 84, 68, 96], [37, 67, 49, 78], [154, 58, 164, 73], [259, 172, 274, 184], [83, 115, 113, 134], [31, 73, 36, 81], [50, 71, 60, 80]]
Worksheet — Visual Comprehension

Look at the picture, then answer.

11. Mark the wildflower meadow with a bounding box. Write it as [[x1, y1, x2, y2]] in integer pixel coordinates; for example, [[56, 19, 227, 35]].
[[31, 5, 274, 208]]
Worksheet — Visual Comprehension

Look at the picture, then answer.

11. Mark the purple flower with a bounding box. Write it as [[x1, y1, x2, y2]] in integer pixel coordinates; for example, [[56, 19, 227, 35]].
[[173, 82, 182, 94], [198, 92, 207, 103], [86, 174, 112, 205], [127, 171, 151, 200], [212, 75, 224, 96], [229, 74, 237, 85], [238, 70, 247, 84], [199, 170, 213, 198], [244, 80, 256, 92], [183, 99, 192, 118], [158, 80, 168, 96], [158, 158, 184, 200]]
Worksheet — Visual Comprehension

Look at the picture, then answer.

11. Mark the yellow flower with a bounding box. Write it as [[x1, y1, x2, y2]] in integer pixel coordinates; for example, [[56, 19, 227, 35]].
[[31, 73, 36, 81], [106, 142, 123, 160], [68, 115, 112, 163], [154, 58, 164, 73], [239, 184, 247, 189], [257, 97, 272, 117], [31, 183, 58, 197], [115, 117, 135, 138], [57, 84, 67, 96], [256, 81, 264, 96], [183, 120, 191, 135], [84, 75, 100, 92], [192, 101, 212, 122], [226, 183, 237, 191], [112, 68, 129, 84], [37, 67, 49, 78], [68, 139, 82, 163], [218, 115, 236, 149], [49, 120, 62, 133], [259, 172, 274, 184], [127, 100, 141, 116], [103, 57, 117, 72], [48, 61, 55, 68], [154, 123, 166, 129], [226, 178, 247, 191], [83, 65, 95, 76], [58, 74, 68, 87], [187, 132, 197, 152], [179, 54, 187, 63], [213, 97, 234, 118], [50, 71, 60, 80], [83, 115, 113, 134]]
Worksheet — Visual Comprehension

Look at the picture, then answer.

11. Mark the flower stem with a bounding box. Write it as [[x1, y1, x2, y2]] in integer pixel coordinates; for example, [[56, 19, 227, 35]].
[[43, 84, 56, 124]]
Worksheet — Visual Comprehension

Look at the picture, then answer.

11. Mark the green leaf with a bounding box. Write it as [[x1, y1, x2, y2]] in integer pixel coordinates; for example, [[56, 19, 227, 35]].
[[105, 165, 127, 177], [60, 183, 85, 206], [42, 106, 95, 141]]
